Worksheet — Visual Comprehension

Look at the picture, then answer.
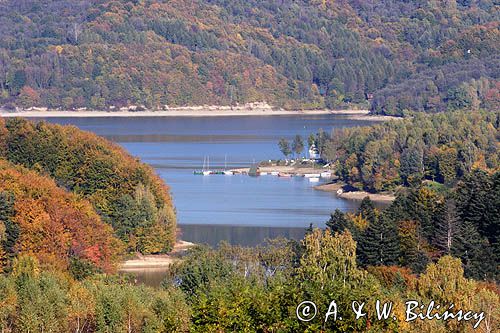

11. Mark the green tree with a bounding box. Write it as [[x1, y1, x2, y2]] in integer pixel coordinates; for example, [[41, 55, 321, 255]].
[[307, 133, 315, 147], [278, 138, 291, 160], [446, 86, 472, 111], [434, 199, 461, 255], [291, 135, 304, 158], [326, 209, 351, 233], [358, 196, 377, 224], [400, 147, 423, 186], [437, 147, 458, 185], [358, 216, 400, 266]]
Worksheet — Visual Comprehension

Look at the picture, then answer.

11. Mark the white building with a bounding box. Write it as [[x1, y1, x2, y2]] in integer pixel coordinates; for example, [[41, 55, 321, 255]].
[[308, 144, 321, 160]]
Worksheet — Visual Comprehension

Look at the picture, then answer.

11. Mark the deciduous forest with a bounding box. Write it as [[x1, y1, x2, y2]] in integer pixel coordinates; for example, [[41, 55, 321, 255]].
[[0, 0, 498, 114]]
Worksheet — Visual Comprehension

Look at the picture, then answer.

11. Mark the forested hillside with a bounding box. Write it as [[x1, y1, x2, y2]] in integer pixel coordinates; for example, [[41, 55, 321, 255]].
[[0, 0, 498, 114], [0, 118, 177, 254], [327, 172, 499, 281]]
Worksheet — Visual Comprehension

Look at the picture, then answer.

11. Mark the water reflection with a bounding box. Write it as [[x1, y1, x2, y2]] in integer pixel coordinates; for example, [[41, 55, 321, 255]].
[[119, 268, 169, 288], [179, 224, 308, 247]]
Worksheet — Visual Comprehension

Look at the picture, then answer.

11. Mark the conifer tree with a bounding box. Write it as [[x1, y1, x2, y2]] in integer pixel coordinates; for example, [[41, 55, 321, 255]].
[[358, 216, 400, 266], [358, 196, 377, 224], [291, 135, 304, 159], [0, 192, 16, 266], [434, 198, 462, 255], [278, 138, 291, 160], [326, 209, 350, 233], [326, 209, 361, 240]]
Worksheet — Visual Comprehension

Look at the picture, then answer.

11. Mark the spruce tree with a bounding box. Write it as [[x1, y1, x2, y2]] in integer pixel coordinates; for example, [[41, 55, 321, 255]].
[[455, 170, 490, 234], [456, 170, 499, 247], [326, 209, 350, 233], [456, 221, 494, 280], [358, 216, 400, 266], [326, 209, 360, 240], [434, 198, 462, 255], [358, 196, 377, 224]]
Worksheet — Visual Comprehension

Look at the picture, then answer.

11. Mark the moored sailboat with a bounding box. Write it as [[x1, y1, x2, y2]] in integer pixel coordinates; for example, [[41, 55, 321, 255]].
[[203, 156, 212, 175], [223, 155, 233, 175]]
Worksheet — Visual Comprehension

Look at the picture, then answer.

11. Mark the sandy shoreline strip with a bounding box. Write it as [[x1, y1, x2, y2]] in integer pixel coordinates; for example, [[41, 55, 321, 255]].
[[337, 191, 396, 203], [314, 182, 396, 203], [120, 240, 195, 271], [0, 108, 393, 120]]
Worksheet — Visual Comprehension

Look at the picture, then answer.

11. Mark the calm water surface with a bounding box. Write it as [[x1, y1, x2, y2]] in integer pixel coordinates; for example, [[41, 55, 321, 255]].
[[43, 115, 378, 246]]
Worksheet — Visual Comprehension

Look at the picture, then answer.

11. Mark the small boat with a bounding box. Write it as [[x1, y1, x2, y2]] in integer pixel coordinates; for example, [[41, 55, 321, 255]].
[[309, 177, 320, 183], [202, 156, 213, 176], [271, 171, 279, 176], [194, 156, 208, 175], [278, 173, 292, 178], [222, 155, 233, 175], [304, 173, 321, 178], [320, 172, 332, 178], [295, 173, 305, 177], [260, 172, 268, 176]]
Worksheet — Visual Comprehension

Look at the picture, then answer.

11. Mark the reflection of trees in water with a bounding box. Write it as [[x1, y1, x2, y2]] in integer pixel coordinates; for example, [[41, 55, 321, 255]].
[[179, 224, 307, 248]]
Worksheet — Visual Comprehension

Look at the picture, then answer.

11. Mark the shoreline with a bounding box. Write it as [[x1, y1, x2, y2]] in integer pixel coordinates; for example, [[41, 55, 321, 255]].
[[314, 182, 396, 203], [0, 108, 393, 120], [230, 164, 335, 175], [119, 240, 195, 271], [228, 165, 396, 203]]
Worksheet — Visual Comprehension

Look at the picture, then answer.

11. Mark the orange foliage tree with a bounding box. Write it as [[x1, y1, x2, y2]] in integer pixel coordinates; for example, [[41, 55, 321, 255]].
[[0, 159, 121, 272]]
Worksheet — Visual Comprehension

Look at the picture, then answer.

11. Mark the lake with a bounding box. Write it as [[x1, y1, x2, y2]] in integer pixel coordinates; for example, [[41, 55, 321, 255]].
[[43, 115, 378, 247]]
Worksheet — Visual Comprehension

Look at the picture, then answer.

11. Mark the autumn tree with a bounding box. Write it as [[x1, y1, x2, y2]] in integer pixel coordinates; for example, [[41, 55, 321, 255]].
[[17, 86, 40, 109]]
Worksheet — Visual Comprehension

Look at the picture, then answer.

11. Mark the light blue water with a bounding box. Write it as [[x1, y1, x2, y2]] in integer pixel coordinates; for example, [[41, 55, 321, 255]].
[[43, 115, 378, 246]]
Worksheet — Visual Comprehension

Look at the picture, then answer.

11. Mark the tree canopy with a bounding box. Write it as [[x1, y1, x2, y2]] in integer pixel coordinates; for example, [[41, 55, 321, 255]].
[[0, 117, 177, 254], [322, 110, 499, 192], [0, 0, 497, 114]]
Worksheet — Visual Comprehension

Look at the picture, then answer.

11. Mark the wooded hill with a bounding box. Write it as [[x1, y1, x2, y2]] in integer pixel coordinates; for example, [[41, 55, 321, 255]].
[[319, 110, 499, 192], [0, 0, 498, 115], [0, 118, 177, 273]]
